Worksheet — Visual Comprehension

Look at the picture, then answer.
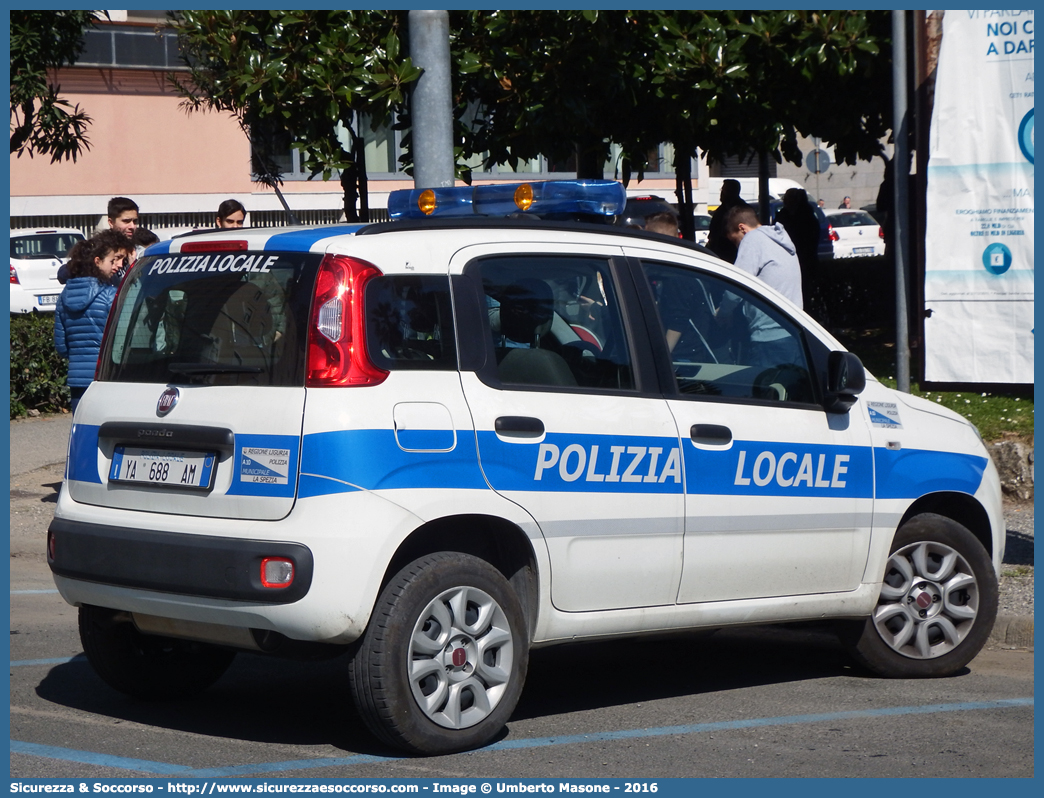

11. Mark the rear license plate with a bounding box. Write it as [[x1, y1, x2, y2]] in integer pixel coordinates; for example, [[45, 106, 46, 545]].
[[110, 446, 216, 489], [853, 247, 875, 255], [37, 294, 60, 306]]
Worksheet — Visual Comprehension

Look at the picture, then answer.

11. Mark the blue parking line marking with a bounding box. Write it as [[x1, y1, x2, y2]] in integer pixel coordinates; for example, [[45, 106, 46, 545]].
[[10, 654, 87, 667], [10, 698, 1033, 775], [11, 589, 60, 594], [482, 698, 1036, 750], [191, 755, 403, 778], [10, 741, 193, 776]]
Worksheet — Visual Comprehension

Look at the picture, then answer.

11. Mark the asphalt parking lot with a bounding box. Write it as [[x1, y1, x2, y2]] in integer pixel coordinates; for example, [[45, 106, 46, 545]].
[[9, 415, 1034, 779]]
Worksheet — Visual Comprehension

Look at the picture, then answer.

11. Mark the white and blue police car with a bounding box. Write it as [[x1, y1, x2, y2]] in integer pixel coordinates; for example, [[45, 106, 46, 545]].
[[49, 179, 1004, 755]]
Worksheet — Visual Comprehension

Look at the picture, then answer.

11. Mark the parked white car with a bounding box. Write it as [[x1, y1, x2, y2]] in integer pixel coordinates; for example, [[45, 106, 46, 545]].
[[10, 227, 85, 313], [693, 213, 711, 246], [825, 210, 885, 258]]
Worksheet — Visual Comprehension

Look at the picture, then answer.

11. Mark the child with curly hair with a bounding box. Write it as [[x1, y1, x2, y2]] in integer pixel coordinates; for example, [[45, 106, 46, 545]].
[[54, 230, 131, 412]]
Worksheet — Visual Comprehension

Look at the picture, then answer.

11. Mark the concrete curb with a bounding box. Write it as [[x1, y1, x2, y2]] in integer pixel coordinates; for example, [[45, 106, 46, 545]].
[[989, 614, 1034, 649]]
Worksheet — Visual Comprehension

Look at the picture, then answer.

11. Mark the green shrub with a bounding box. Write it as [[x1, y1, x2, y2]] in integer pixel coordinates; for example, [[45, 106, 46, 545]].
[[10, 313, 69, 418]]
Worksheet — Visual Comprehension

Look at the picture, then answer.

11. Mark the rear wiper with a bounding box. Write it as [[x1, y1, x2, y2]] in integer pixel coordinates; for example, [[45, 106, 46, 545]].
[[169, 362, 263, 375]]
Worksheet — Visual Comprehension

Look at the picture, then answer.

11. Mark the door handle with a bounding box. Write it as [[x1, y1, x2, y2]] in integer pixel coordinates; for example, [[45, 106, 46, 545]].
[[495, 416, 545, 438], [690, 424, 732, 446]]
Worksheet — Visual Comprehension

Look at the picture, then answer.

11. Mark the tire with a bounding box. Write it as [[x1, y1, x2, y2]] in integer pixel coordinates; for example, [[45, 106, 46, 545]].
[[839, 513, 998, 678], [79, 605, 236, 699], [349, 553, 529, 755]]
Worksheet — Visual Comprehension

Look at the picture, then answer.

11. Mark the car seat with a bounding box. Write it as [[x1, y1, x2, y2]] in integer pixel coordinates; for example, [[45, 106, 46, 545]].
[[495, 278, 576, 387]]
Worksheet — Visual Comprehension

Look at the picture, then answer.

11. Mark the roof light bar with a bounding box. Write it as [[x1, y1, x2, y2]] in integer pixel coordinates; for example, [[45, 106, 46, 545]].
[[387, 180, 626, 220]]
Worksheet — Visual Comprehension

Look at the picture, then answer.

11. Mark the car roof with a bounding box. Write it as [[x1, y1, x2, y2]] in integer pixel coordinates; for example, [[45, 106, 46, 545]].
[[151, 217, 714, 257], [10, 227, 85, 237], [357, 216, 708, 251]]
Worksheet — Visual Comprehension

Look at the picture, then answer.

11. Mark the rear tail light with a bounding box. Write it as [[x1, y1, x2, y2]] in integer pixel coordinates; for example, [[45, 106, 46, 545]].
[[306, 254, 388, 387], [878, 226, 885, 239], [829, 225, 839, 242], [10, 264, 19, 284]]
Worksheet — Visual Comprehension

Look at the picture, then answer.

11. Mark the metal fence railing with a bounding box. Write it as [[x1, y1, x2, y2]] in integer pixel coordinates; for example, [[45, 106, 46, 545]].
[[10, 207, 392, 239]]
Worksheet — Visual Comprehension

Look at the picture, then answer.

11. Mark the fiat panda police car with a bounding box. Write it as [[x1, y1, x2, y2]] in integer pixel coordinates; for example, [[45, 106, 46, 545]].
[[49, 180, 1003, 755]]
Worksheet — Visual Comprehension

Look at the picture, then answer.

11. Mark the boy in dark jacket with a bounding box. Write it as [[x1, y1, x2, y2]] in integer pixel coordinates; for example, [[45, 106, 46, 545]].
[[54, 230, 128, 412]]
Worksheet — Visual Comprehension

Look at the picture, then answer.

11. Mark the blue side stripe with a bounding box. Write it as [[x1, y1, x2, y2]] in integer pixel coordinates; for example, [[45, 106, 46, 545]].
[[262, 225, 366, 252], [874, 447, 988, 499], [67, 423, 102, 484], [143, 240, 172, 256], [686, 440, 873, 498], [477, 430, 684, 494], [300, 429, 488, 492]]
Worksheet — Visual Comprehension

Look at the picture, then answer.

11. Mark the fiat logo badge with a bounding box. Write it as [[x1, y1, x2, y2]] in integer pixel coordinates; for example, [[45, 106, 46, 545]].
[[157, 387, 180, 417]]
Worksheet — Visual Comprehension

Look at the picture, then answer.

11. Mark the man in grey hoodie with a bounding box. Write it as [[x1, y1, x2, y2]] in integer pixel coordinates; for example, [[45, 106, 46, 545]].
[[724, 204, 803, 308], [717, 205, 805, 372]]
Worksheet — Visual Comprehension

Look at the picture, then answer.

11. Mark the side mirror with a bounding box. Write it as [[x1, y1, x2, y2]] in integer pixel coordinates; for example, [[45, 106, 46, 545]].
[[826, 351, 866, 413]]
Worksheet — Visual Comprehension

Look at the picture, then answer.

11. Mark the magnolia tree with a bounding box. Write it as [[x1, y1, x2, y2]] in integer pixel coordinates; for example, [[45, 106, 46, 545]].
[[10, 10, 100, 163]]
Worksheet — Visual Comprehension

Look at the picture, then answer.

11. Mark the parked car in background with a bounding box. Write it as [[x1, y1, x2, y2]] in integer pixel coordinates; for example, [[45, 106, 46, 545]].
[[692, 213, 711, 246], [615, 195, 678, 231], [769, 199, 834, 262], [825, 209, 885, 258], [10, 227, 85, 313], [616, 196, 711, 246]]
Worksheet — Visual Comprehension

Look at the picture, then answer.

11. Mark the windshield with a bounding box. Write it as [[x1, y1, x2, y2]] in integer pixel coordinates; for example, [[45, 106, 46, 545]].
[[11, 232, 84, 260], [98, 250, 321, 386]]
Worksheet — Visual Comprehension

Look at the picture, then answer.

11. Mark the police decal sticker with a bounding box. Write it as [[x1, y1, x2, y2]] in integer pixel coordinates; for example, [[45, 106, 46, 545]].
[[239, 447, 291, 484], [868, 401, 902, 428]]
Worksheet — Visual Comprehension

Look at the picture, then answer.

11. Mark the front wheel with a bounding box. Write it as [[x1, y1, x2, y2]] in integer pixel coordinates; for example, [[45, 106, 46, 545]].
[[839, 514, 998, 678], [349, 553, 529, 755], [79, 605, 236, 699]]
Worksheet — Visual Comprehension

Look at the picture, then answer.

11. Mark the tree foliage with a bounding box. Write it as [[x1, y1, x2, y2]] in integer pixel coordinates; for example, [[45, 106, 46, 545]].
[[450, 10, 891, 180], [10, 10, 99, 163], [170, 10, 420, 219], [169, 10, 891, 223]]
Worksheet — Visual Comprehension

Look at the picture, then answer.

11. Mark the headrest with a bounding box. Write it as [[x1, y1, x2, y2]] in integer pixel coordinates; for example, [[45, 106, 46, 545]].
[[499, 278, 554, 345]]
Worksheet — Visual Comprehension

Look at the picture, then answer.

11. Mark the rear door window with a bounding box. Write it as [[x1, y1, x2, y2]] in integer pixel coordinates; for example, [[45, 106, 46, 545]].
[[470, 255, 635, 392], [365, 275, 457, 370], [100, 251, 320, 387]]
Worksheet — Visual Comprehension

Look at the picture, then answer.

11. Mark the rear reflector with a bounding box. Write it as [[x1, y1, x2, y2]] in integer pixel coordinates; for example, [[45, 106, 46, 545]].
[[260, 557, 294, 588]]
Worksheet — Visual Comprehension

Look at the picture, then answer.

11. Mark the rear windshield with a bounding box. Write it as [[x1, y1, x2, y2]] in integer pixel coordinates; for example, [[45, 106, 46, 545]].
[[11, 232, 83, 260], [830, 212, 877, 228], [98, 251, 320, 386]]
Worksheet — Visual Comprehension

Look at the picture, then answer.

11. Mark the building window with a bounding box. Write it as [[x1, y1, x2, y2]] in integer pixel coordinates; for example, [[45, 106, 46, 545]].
[[77, 24, 186, 71], [251, 114, 686, 182]]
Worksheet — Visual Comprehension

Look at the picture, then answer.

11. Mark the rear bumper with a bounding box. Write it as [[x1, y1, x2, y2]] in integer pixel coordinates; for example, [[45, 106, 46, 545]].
[[48, 517, 313, 603]]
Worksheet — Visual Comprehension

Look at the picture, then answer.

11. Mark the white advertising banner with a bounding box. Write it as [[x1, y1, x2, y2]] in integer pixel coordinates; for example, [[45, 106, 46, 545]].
[[923, 10, 1034, 383]]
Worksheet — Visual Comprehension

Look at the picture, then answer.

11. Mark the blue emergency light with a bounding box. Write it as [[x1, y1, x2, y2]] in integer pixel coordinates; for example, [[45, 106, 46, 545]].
[[387, 180, 627, 220]]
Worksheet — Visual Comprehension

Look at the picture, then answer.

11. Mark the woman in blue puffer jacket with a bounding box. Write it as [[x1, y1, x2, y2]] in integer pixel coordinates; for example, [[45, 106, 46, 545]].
[[54, 230, 132, 412]]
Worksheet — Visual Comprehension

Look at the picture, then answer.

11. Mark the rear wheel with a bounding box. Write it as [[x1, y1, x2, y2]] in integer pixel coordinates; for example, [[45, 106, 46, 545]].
[[349, 553, 528, 755], [79, 605, 236, 699], [839, 514, 998, 677]]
